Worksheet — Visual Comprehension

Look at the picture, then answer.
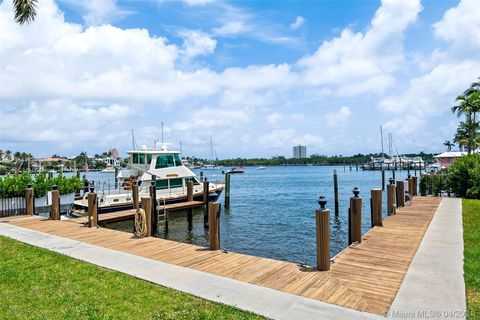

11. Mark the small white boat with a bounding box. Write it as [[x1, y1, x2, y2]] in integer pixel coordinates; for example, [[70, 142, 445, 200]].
[[256, 166, 266, 170]]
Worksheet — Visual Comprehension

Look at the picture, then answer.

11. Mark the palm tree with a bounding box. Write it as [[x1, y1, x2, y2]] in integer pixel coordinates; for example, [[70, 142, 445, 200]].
[[13, 0, 38, 25], [452, 91, 480, 154], [443, 140, 454, 152]]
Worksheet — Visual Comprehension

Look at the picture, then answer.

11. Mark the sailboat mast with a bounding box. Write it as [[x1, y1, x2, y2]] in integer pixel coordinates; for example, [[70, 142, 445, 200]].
[[161, 122, 164, 144], [210, 136, 214, 163], [380, 126, 385, 158]]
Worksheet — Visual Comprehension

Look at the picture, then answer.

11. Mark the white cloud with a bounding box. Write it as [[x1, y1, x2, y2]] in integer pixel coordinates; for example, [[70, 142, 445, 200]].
[[182, 0, 216, 6], [325, 107, 352, 127], [379, 0, 480, 138], [1, 0, 474, 157], [298, 0, 421, 96], [433, 0, 480, 52], [290, 16, 305, 30], [179, 30, 217, 59], [0, 100, 132, 150], [259, 129, 323, 149], [213, 21, 252, 36], [266, 112, 284, 125]]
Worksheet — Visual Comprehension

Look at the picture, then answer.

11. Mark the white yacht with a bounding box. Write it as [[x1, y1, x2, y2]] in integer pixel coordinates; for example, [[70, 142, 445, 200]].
[[73, 144, 224, 213]]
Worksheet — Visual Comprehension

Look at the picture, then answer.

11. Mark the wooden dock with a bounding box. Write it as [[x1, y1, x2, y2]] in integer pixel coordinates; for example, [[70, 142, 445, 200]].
[[70, 201, 204, 225], [4, 196, 441, 316]]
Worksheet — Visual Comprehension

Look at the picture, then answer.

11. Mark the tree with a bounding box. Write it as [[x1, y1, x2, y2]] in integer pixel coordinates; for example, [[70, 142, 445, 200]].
[[452, 90, 480, 154], [443, 140, 454, 152], [13, 0, 38, 25]]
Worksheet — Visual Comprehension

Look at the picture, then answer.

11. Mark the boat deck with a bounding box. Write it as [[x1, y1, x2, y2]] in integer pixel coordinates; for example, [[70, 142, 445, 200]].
[[69, 201, 205, 225], [4, 196, 441, 316]]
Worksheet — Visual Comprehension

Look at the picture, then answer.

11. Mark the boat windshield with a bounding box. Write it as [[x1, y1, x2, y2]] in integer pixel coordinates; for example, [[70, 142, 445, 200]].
[[155, 153, 182, 168]]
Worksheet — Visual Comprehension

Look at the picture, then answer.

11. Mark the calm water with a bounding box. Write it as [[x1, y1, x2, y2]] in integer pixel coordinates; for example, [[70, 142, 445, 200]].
[[82, 166, 418, 266]]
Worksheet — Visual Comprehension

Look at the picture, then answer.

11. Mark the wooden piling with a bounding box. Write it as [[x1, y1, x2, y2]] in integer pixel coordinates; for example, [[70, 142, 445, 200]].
[[203, 179, 209, 228], [25, 184, 34, 216], [149, 179, 158, 236], [187, 181, 194, 230], [412, 176, 418, 196], [333, 170, 339, 216], [51, 185, 60, 220], [381, 169, 385, 191], [115, 167, 119, 189], [87, 192, 98, 227], [132, 183, 139, 209], [316, 197, 330, 271], [408, 176, 414, 198], [348, 188, 362, 245], [224, 173, 231, 209], [141, 197, 152, 236], [387, 178, 396, 216], [209, 202, 220, 250], [396, 180, 405, 208], [371, 189, 382, 227]]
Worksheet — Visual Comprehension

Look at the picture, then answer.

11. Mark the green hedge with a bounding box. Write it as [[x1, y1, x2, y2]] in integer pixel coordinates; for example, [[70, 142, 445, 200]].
[[448, 154, 480, 199], [420, 154, 480, 199], [0, 172, 82, 198]]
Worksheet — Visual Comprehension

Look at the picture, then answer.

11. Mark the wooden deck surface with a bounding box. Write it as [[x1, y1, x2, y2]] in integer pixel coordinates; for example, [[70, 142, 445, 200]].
[[68, 201, 205, 225], [6, 196, 441, 315]]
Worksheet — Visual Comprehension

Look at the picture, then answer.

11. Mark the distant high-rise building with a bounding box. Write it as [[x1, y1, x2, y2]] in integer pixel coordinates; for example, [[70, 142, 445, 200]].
[[293, 145, 307, 158]]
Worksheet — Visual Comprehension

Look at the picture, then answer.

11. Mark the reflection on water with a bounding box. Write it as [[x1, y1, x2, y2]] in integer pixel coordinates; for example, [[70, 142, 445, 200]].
[[92, 166, 414, 266]]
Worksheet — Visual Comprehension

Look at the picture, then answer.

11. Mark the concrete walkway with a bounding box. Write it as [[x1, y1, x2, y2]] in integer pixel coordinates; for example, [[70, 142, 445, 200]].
[[387, 198, 466, 319], [0, 197, 465, 319]]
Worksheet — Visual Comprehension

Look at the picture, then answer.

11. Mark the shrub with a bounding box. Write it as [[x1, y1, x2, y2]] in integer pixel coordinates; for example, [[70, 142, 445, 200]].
[[447, 154, 480, 199], [0, 172, 82, 198]]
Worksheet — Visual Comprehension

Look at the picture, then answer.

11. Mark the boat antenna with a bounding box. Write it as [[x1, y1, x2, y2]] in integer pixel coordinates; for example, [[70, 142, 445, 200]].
[[131, 129, 138, 150], [161, 121, 164, 144], [179, 140, 182, 154], [380, 126, 385, 158]]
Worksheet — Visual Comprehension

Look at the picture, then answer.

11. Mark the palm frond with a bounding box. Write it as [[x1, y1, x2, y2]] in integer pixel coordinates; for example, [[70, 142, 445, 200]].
[[13, 0, 38, 25]]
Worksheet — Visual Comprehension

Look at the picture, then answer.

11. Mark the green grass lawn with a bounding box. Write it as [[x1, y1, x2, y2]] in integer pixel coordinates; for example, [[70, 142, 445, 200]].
[[0, 235, 263, 320], [463, 199, 480, 320]]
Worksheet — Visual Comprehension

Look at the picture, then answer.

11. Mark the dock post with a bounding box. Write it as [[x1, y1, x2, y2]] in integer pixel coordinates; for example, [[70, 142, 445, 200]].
[[203, 179, 209, 228], [396, 180, 405, 208], [87, 189, 98, 227], [355, 163, 358, 171], [50, 185, 60, 220], [132, 182, 139, 209], [348, 188, 362, 245], [333, 170, 339, 216], [316, 196, 330, 271], [187, 181, 194, 230], [412, 176, 418, 196], [224, 173, 231, 209], [149, 178, 158, 236], [208, 202, 220, 250], [392, 168, 396, 181], [141, 197, 152, 236], [200, 171, 204, 182], [114, 166, 119, 189], [387, 178, 396, 216], [381, 169, 385, 191], [25, 183, 34, 216], [370, 189, 382, 227], [407, 175, 414, 198]]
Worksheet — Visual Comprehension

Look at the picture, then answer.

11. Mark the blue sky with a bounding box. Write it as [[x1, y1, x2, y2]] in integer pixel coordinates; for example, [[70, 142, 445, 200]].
[[1, 0, 479, 159]]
